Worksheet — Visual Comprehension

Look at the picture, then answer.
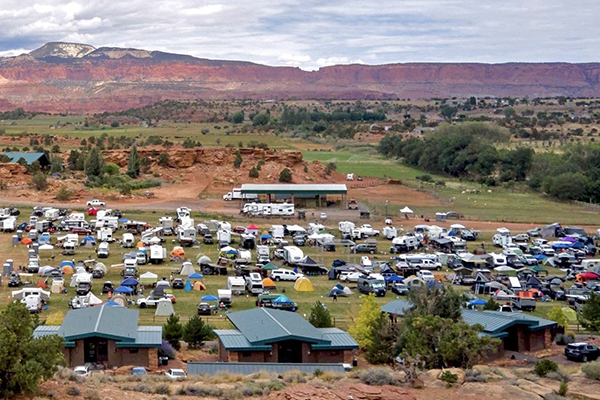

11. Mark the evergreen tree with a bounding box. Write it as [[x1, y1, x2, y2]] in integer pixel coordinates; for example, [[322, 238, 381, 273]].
[[183, 315, 213, 349], [365, 314, 398, 364], [84, 147, 104, 178], [249, 166, 259, 178], [581, 292, 600, 332], [127, 146, 141, 178], [163, 315, 183, 351], [483, 297, 500, 311], [308, 301, 333, 328], [348, 294, 381, 348], [279, 168, 292, 183], [233, 151, 242, 168]]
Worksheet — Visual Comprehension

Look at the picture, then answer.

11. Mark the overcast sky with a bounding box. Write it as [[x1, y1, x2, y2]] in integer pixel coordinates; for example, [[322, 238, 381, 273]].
[[0, 0, 596, 70]]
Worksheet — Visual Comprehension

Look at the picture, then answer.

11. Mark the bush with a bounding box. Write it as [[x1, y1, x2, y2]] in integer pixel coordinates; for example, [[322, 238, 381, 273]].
[[554, 334, 574, 345], [534, 359, 558, 377], [133, 383, 152, 393], [313, 369, 324, 377], [582, 361, 600, 381], [158, 152, 169, 167], [465, 369, 488, 383], [249, 166, 259, 178], [55, 186, 73, 201], [279, 168, 292, 183], [119, 184, 131, 195], [358, 368, 400, 386], [153, 383, 170, 395], [67, 386, 81, 396], [557, 380, 568, 396], [416, 174, 433, 182], [30, 172, 48, 191], [440, 370, 458, 386], [84, 389, 100, 400]]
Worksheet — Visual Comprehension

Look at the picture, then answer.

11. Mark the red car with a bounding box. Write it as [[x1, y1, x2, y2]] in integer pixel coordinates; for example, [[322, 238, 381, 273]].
[[70, 228, 92, 235], [233, 226, 246, 234], [87, 207, 98, 216]]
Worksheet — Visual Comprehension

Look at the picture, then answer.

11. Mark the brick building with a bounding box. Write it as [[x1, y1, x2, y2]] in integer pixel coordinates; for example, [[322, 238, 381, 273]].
[[214, 308, 358, 364], [34, 305, 161, 368]]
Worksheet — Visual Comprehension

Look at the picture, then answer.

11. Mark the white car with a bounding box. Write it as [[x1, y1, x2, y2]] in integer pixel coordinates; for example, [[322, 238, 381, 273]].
[[165, 368, 187, 380], [74, 366, 90, 377], [417, 270, 435, 282], [270, 269, 302, 282], [340, 271, 362, 283], [86, 199, 106, 207], [319, 213, 328, 221]]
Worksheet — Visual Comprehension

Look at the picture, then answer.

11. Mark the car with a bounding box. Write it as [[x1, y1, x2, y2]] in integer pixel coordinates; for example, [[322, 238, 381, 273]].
[[197, 302, 212, 315], [565, 343, 600, 362], [233, 226, 246, 234], [172, 278, 185, 289], [293, 235, 306, 246], [391, 283, 409, 295], [416, 270, 435, 282], [7, 272, 21, 287], [131, 367, 147, 376], [70, 228, 92, 235], [339, 239, 356, 247], [461, 230, 477, 241], [513, 233, 530, 242], [340, 271, 362, 283], [319, 213, 328, 221], [203, 234, 214, 244], [86, 199, 106, 207], [527, 227, 541, 237], [522, 255, 539, 266], [270, 269, 302, 282], [74, 366, 90, 377], [165, 368, 187, 380]]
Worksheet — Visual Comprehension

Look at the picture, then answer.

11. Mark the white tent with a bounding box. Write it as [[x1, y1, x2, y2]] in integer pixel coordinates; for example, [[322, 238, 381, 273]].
[[51, 281, 64, 294], [88, 293, 103, 306], [342, 286, 354, 296], [400, 206, 413, 214], [39, 244, 54, 251], [180, 262, 196, 276], [110, 294, 127, 307], [450, 223, 466, 229], [155, 298, 175, 316], [287, 225, 306, 233], [38, 265, 54, 275], [11, 288, 50, 301], [140, 271, 158, 285], [495, 266, 515, 272]]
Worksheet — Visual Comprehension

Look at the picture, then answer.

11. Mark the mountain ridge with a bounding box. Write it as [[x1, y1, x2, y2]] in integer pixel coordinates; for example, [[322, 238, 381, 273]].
[[1, 42, 600, 113]]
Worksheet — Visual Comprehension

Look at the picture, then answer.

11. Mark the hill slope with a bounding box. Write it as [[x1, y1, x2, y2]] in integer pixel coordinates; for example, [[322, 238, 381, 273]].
[[1, 42, 600, 112]]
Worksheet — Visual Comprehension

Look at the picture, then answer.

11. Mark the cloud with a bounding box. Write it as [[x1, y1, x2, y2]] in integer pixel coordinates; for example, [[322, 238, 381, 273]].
[[0, 0, 596, 70]]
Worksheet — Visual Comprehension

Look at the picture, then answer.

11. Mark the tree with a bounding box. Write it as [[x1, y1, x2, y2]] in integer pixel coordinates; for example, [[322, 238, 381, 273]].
[[248, 166, 259, 178], [349, 294, 381, 348], [365, 314, 398, 364], [158, 152, 170, 167], [231, 111, 245, 124], [308, 301, 333, 328], [183, 315, 213, 349], [440, 106, 458, 121], [27, 160, 41, 174], [580, 292, 600, 332], [233, 151, 242, 168], [408, 286, 463, 322], [127, 146, 140, 178], [279, 168, 292, 183], [51, 144, 60, 153], [30, 173, 47, 191], [50, 158, 62, 174], [163, 315, 183, 351], [325, 162, 337, 175], [252, 113, 270, 126], [0, 302, 65, 397], [84, 147, 104, 178], [103, 163, 120, 176], [67, 150, 81, 170], [483, 297, 500, 311], [503, 107, 516, 119], [111, 121, 120, 128], [548, 307, 568, 329]]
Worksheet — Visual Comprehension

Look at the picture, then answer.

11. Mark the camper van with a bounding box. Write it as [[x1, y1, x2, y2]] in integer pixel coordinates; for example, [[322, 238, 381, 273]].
[[227, 276, 246, 295], [122, 233, 135, 248], [149, 245, 167, 264], [178, 226, 197, 247], [217, 230, 232, 247], [62, 241, 76, 255], [223, 188, 259, 201], [176, 207, 191, 221], [97, 242, 110, 258], [245, 272, 264, 295], [269, 225, 285, 241]]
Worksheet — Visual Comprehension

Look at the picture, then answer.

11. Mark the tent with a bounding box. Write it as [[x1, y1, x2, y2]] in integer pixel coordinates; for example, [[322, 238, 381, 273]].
[[246, 224, 259, 235], [184, 279, 192, 291], [155, 298, 175, 316], [400, 206, 413, 214], [294, 277, 314, 292], [328, 288, 343, 297], [273, 295, 293, 304], [39, 244, 54, 251], [385, 275, 404, 283], [193, 281, 207, 291], [37, 234, 51, 245], [578, 271, 600, 282], [189, 273, 203, 279], [61, 265, 74, 275], [262, 277, 276, 290], [201, 294, 218, 301], [89, 293, 103, 306], [197, 255, 212, 265], [261, 262, 278, 271], [342, 286, 354, 296], [105, 301, 121, 307], [180, 262, 196, 276], [121, 277, 139, 287], [80, 236, 96, 246], [21, 238, 32, 245], [51, 280, 64, 294], [404, 276, 426, 289], [140, 272, 158, 285], [171, 246, 185, 259], [469, 298, 488, 306], [561, 307, 578, 323], [494, 266, 515, 272], [60, 260, 74, 268], [38, 266, 54, 276], [114, 286, 134, 294], [110, 294, 127, 307]]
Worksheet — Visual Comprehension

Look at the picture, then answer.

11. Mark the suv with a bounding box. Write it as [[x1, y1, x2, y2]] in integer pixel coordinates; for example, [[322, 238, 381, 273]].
[[565, 343, 600, 362], [270, 269, 302, 282], [357, 276, 386, 297]]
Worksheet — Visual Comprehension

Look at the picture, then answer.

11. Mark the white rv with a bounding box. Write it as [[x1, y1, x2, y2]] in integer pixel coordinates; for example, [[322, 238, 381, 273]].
[[97, 242, 110, 258], [338, 221, 356, 234], [493, 228, 512, 247], [122, 233, 135, 248], [269, 225, 285, 240], [176, 207, 191, 220], [382, 226, 398, 240], [217, 230, 232, 246], [281, 246, 304, 265], [227, 276, 246, 295], [149, 245, 167, 264], [245, 272, 264, 295], [97, 227, 114, 242]]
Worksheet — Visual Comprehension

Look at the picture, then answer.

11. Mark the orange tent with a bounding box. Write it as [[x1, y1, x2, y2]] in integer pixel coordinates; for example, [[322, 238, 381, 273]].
[[61, 265, 74, 275], [21, 238, 32, 245], [171, 247, 185, 259], [136, 241, 145, 248], [262, 277, 276, 290], [36, 280, 48, 289], [193, 281, 207, 291]]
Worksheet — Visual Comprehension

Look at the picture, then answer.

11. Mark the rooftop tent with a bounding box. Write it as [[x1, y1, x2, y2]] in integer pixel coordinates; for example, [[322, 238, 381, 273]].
[[21, 238, 32, 245], [262, 277, 276, 290], [60, 260, 74, 268], [327, 288, 343, 297], [261, 262, 278, 271], [273, 295, 293, 304], [39, 244, 54, 251], [294, 277, 314, 292], [400, 206, 413, 214], [139, 272, 158, 285], [380, 263, 395, 275], [155, 298, 175, 316], [197, 255, 212, 265], [189, 273, 203, 279], [184, 279, 192, 291], [121, 277, 139, 286], [114, 286, 134, 294], [193, 281, 207, 291], [469, 298, 488, 306], [385, 275, 404, 282], [180, 262, 196, 276], [201, 294, 218, 301], [171, 246, 185, 259], [494, 266, 515, 272]]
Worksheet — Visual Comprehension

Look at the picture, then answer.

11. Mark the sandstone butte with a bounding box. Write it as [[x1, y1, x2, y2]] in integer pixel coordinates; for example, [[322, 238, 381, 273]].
[[2, 42, 600, 113]]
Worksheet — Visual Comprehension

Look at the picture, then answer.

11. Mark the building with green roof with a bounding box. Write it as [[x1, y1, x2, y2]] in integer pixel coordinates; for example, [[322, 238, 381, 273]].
[[214, 308, 358, 363], [3, 152, 51, 168], [33, 305, 162, 368]]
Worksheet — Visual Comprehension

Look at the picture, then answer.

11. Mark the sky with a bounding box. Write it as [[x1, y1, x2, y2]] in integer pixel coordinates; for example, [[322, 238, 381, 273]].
[[0, 0, 597, 71]]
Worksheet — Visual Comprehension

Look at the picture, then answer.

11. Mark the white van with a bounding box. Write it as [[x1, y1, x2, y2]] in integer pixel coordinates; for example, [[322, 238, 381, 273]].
[[122, 233, 135, 248], [227, 276, 246, 295], [97, 242, 110, 258]]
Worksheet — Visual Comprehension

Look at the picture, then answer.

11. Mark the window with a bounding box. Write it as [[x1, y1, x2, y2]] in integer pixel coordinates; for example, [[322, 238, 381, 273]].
[[129, 348, 139, 354], [242, 352, 252, 357]]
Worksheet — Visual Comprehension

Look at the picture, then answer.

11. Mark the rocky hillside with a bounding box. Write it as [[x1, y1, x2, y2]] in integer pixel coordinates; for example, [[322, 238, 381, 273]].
[[2, 42, 600, 112]]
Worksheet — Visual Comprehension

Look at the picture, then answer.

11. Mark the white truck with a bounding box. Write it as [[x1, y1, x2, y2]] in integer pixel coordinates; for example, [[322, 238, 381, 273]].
[[97, 242, 110, 258], [359, 224, 380, 237], [245, 272, 264, 295], [227, 276, 246, 295], [223, 188, 259, 201]]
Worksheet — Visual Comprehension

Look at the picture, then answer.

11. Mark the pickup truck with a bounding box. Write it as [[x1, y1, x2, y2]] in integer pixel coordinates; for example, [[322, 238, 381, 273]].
[[137, 294, 168, 308], [358, 224, 380, 237], [511, 297, 536, 311], [350, 243, 377, 254], [412, 259, 442, 271]]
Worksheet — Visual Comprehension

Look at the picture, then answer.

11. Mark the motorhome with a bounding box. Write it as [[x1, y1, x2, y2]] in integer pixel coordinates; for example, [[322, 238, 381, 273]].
[[245, 272, 264, 295], [493, 228, 512, 247], [227, 276, 246, 295], [339, 221, 356, 234], [176, 207, 191, 221], [581, 259, 600, 270], [122, 233, 135, 248], [256, 245, 271, 264], [269, 225, 285, 240], [149, 245, 167, 264], [382, 226, 398, 240], [62, 241, 76, 255], [159, 216, 174, 235], [97, 227, 114, 242], [12, 288, 50, 313], [223, 188, 259, 201], [97, 242, 110, 258], [217, 230, 232, 247]]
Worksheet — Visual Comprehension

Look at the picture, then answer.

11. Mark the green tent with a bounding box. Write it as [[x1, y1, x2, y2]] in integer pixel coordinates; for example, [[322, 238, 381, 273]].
[[530, 265, 548, 274], [561, 307, 578, 323], [261, 262, 277, 271]]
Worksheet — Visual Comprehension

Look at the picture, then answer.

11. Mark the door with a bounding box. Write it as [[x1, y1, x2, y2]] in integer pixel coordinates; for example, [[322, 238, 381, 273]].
[[84, 339, 97, 363], [278, 340, 303, 363]]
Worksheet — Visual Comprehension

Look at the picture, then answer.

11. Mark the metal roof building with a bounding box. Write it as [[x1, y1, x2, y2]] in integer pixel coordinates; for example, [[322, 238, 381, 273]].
[[3, 152, 51, 167], [241, 184, 347, 195], [188, 362, 347, 376], [381, 300, 413, 317]]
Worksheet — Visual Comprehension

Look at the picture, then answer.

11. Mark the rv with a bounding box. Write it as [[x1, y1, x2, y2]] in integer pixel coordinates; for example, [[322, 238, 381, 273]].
[[176, 207, 191, 221], [256, 245, 271, 264], [95, 216, 119, 230], [62, 241, 76, 255], [223, 188, 259, 201], [159, 216, 174, 235], [390, 235, 420, 253], [218, 289, 232, 306], [279, 246, 305, 265], [382, 226, 398, 240], [1, 216, 16, 232], [97, 227, 114, 242], [338, 221, 356, 234], [269, 225, 285, 241], [97, 242, 110, 258], [493, 228, 513, 247], [149, 245, 167, 264], [122, 233, 135, 248], [245, 272, 264, 295], [217, 230, 232, 247], [136, 248, 148, 265], [178, 226, 197, 247], [227, 276, 246, 295], [35, 220, 52, 233], [242, 202, 294, 217]]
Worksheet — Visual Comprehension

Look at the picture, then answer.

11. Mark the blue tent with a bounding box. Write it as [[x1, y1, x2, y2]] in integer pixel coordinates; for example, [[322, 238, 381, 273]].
[[114, 286, 133, 294], [60, 260, 74, 268], [119, 218, 130, 223], [273, 295, 292, 304], [261, 234, 272, 240], [37, 234, 51, 244], [105, 301, 121, 307], [533, 254, 549, 260], [333, 283, 343, 290], [385, 275, 404, 282], [226, 249, 237, 255], [121, 277, 139, 286], [551, 243, 571, 250], [81, 236, 96, 246], [327, 288, 343, 297], [189, 273, 203, 279], [201, 294, 218, 301], [184, 279, 192, 292], [469, 298, 488, 306]]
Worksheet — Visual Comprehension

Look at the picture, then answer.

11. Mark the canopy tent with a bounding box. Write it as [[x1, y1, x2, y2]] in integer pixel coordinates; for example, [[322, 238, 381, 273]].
[[89, 293, 103, 306], [189, 273, 203, 279], [260, 234, 272, 240], [261, 262, 278, 271], [114, 286, 134, 294], [469, 298, 488, 306], [385, 275, 404, 282], [180, 262, 196, 276], [201, 294, 218, 301], [155, 298, 175, 316], [121, 277, 139, 286], [139, 272, 158, 285], [294, 277, 314, 292], [246, 224, 259, 235], [400, 206, 413, 214], [273, 295, 293, 304], [262, 277, 276, 290], [193, 281, 207, 291]]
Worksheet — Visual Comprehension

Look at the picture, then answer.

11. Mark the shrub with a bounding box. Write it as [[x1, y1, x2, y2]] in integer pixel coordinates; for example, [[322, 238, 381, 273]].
[[67, 386, 81, 396], [557, 380, 568, 397], [582, 361, 600, 381], [30, 172, 48, 191], [282, 370, 307, 384], [465, 369, 488, 383], [249, 166, 259, 178], [133, 383, 152, 393], [313, 369, 324, 377], [84, 389, 100, 400], [416, 174, 433, 182], [55, 186, 73, 201], [358, 368, 400, 386], [153, 383, 170, 395], [158, 152, 169, 167], [534, 359, 558, 377], [233, 151, 242, 168], [279, 168, 292, 183], [440, 370, 458, 386], [119, 184, 131, 195], [554, 334, 574, 345], [208, 345, 218, 354]]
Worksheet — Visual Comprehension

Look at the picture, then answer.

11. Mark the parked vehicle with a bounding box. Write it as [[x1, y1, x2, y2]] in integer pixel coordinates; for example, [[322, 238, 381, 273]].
[[351, 243, 377, 254], [165, 369, 187, 380], [413, 259, 442, 271], [417, 270, 435, 282], [565, 343, 600, 362], [86, 199, 106, 207], [172, 278, 185, 289], [357, 275, 386, 296], [340, 271, 362, 283], [97, 242, 110, 258], [218, 289, 232, 307], [245, 272, 264, 295], [74, 366, 90, 377], [197, 302, 212, 315], [270, 269, 302, 282], [8, 272, 21, 287], [131, 367, 148, 376], [203, 234, 214, 244], [227, 276, 246, 295], [223, 188, 258, 201], [391, 282, 409, 295]]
